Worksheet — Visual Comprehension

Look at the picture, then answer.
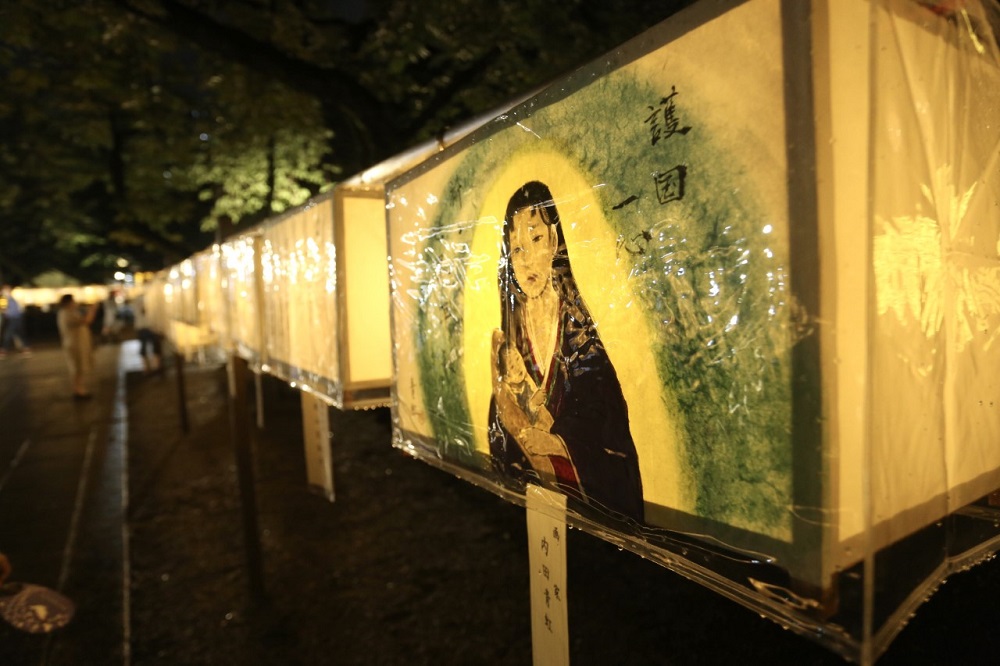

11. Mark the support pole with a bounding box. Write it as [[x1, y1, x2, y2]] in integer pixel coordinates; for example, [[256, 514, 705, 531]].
[[227, 354, 266, 602], [254, 372, 265, 430], [174, 350, 190, 434]]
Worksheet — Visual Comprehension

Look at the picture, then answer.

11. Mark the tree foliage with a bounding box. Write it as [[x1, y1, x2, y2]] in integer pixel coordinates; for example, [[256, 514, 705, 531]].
[[0, 0, 691, 283]]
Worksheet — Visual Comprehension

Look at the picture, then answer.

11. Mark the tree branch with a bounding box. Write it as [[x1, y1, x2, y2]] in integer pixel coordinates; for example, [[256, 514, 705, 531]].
[[113, 0, 398, 169]]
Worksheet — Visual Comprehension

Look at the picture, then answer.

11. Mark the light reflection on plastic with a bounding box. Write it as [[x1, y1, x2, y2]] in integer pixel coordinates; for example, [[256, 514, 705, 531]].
[[325, 242, 337, 296]]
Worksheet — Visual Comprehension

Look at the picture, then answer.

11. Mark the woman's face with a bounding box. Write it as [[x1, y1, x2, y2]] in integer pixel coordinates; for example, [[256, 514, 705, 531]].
[[510, 207, 557, 299]]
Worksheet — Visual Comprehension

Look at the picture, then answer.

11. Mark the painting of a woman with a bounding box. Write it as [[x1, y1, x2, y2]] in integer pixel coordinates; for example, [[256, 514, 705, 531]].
[[488, 181, 644, 521]]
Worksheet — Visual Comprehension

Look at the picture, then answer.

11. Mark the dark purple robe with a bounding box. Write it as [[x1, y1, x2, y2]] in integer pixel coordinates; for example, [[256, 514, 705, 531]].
[[488, 286, 644, 522]]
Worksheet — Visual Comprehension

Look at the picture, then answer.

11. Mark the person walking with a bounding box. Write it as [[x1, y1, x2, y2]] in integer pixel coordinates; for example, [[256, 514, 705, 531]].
[[132, 293, 163, 374], [0, 285, 32, 358], [56, 293, 98, 399]]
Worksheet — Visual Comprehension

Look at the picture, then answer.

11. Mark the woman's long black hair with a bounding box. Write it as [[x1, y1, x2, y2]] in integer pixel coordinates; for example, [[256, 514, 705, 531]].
[[498, 181, 580, 363]]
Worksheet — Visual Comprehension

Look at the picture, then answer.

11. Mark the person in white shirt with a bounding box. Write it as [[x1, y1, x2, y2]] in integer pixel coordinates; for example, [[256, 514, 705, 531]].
[[56, 294, 98, 399]]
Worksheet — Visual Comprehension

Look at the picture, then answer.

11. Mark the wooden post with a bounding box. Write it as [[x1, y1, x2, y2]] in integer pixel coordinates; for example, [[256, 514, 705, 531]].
[[254, 372, 265, 430], [227, 354, 266, 602], [174, 351, 190, 434]]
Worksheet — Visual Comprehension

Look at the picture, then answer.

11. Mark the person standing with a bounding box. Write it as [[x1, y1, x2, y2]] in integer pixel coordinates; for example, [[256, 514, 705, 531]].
[[0, 285, 32, 358], [132, 293, 162, 374], [100, 289, 121, 344], [56, 293, 98, 399]]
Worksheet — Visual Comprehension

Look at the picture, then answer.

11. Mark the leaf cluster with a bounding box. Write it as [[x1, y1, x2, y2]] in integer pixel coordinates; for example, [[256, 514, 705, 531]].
[[0, 0, 691, 283]]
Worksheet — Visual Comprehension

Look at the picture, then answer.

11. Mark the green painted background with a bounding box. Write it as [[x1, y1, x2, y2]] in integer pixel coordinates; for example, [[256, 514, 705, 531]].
[[403, 64, 793, 538]]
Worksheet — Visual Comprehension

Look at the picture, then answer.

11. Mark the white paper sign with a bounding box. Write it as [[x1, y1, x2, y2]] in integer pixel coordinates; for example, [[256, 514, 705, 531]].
[[526, 484, 569, 666], [300, 391, 335, 502]]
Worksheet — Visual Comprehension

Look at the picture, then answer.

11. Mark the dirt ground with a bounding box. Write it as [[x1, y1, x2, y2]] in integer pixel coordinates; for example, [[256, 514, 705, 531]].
[[123, 362, 1000, 665]]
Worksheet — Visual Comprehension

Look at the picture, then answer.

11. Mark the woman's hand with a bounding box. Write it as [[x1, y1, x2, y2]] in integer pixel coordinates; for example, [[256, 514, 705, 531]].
[[528, 389, 554, 430], [491, 329, 531, 434], [518, 427, 569, 459]]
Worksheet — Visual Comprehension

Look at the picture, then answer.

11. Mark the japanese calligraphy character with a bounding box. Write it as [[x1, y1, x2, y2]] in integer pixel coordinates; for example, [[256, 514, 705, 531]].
[[617, 230, 653, 257], [654, 166, 687, 204], [644, 86, 692, 146]]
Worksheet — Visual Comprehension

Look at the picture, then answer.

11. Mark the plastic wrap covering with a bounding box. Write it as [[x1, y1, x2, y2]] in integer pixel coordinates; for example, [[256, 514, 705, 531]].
[[161, 249, 228, 363], [863, 0, 1000, 656], [190, 247, 228, 362], [324, 104, 537, 409], [331, 185, 395, 408], [169, 259, 199, 325], [259, 194, 342, 403], [141, 273, 170, 337], [163, 260, 207, 359], [385, 0, 1000, 661], [159, 265, 182, 326], [221, 231, 265, 366]]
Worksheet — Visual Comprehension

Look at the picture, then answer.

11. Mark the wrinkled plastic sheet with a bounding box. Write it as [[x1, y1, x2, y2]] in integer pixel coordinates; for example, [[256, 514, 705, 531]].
[[384, 0, 1000, 661], [157, 252, 227, 362], [252, 185, 396, 409], [221, 231, 265, 367], [258, 193, 344, 405]]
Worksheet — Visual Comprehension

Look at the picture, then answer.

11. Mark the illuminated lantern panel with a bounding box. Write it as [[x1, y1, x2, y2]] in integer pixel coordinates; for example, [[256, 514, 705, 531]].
[[141, 273, 169, 336], [158, 257, 218, 359], [252, 186, 394, 409], [193, 247, 229, 356], [175, 259, 199, 325], [259, 194, 341, 400], [221, 232, 266, 365], [323, 93, 538, 407], [385, 0, 1000, 660], [332, 186, 394, 408]]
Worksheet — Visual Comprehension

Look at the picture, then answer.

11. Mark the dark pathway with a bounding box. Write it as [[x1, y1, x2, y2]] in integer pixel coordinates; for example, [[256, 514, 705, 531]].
[[0, 340, 130, 663], [2, 342, 1000, 664]]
